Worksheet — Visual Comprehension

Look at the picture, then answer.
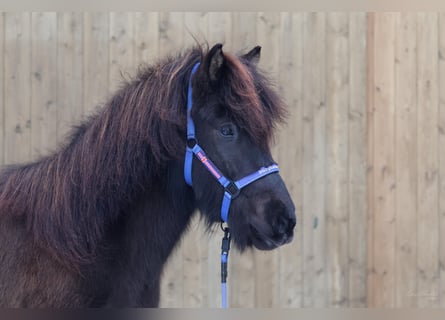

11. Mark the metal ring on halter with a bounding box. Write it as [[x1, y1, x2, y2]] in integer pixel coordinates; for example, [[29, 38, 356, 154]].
[[220, 221, 229, 232]]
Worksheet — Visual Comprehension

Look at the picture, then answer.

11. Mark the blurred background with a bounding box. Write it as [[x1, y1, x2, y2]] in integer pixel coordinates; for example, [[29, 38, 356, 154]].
[[0, 12, 444, 308]]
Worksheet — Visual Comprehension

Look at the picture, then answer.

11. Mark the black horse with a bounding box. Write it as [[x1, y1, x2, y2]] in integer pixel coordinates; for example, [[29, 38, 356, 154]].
[[0, 43, 296, 307]]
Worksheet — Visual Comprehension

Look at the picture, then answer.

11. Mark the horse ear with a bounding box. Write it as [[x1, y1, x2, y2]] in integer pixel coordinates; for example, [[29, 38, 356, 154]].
[[204, 43, 225, 83], [242, 45, 261, 65]]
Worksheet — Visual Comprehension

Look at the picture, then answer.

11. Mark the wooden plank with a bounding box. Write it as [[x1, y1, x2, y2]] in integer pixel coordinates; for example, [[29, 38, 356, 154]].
[[0, 13, 4, 165], [182, 218, 207, 308], [371, 12, 396, 307], [277, 12, 304, 308], [325, 12, 349, 307], [4, 13, 32, 164], [416, 12, 439, 308], [231, 12, 258, 54], [183, 12, 207, 47], [347, 12, 367, 307], [181, 12, 208, 308], [302, 12, 327, 307], [157, 12, 185, 308], [31, 12, 57, 159], [56, 13, 84, 143], [109, 13, 134, 94], [134, 12, 159, 66], [394, 13, 418, 308], [254, 11, 281, 308], [207, 12, 231, 49], [366, 12, 376, 308], [439, 12, 445, 308], [83, 12, 108, 116]]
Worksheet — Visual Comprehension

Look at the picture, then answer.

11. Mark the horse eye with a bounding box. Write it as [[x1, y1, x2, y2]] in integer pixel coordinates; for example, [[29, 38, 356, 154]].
[[220, 124, 235, 137]]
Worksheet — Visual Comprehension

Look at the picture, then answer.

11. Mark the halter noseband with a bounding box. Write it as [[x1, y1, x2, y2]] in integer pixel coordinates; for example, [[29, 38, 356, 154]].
[[184, 62, 280, 223]]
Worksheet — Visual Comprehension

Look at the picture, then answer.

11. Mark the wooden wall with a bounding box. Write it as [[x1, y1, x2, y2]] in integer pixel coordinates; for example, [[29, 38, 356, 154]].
[[367, 12, 445, 308], [0, 12, 442, 308]]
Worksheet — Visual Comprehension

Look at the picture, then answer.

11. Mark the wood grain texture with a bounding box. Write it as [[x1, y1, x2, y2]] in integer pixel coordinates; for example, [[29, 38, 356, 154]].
[[0, 13, 4, 165], [366, 12, 376, 308], [416, 12, 439, 308], [231, 12, 258, 52], [4, 13, 32, 164], [56, 13, 84, 143], [83, 13, 108, 116], [109, 13, 134, 94], [31, 12, 57, 159], [134, 12, 160, 65], [325, 12, 349, 307], [371, 12, 396, 307], [347, 12, 367, 307], [302, 12, 327, 307], [439, 12, 445, 308], [277, 12, 304, 308], [394, 13, 418, 308]]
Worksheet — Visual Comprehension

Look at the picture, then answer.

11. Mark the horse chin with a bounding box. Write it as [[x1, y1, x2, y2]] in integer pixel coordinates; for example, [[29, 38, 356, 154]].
[[249, 225, 293, 251]]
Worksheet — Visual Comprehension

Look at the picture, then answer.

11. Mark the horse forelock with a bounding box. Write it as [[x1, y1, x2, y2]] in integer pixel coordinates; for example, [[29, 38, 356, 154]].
[[220, 52, 287, 149]]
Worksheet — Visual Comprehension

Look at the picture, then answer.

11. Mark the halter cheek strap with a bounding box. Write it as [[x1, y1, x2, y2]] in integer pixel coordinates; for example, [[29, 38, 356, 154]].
[[183, 62, 279, 223]]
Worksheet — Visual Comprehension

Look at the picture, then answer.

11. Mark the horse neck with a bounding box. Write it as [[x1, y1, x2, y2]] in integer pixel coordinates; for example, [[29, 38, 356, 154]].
[[0, 79, 196, 266]]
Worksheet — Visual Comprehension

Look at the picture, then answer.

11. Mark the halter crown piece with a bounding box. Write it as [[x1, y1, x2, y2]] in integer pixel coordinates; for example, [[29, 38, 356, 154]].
[[184, 62, 280, 308]]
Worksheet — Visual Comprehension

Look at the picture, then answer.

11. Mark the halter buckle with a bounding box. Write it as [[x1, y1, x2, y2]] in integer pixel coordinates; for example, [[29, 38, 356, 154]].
[[225, 182, 240, 198]]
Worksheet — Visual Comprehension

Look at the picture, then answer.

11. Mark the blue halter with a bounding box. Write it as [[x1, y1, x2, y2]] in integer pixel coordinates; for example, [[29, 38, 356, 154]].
[[183, 62, 280, 308]]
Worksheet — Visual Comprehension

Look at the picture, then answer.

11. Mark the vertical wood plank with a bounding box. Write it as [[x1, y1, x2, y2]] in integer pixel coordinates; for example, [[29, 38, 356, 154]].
[[366, 12, 376, 308], [57, 13, 83, 143], [207, 12, 231, 49], [372, 12, 396, 307], [302, 12, 327, 307], [181, 12, 208, 308], [183, 12, 207, 47], [255, 11, 281, 308], [134, 12, 159, 66], [325, 12, 349, 307], [109, 13, 134, 94], [348, 12, 367, 307], [439, 12, 445, 308], [31, 12, 57, 159], [4, 13, 32, 164], [0, 13, 4, 165], [228, 11, 257, 308], [158, 12, 185, 308], [416, 12, 439, 308], [277, 12, 304, 308], [231, 12, 258, 52], [83, 12, 108, 116], [394, 13, 418, 308]]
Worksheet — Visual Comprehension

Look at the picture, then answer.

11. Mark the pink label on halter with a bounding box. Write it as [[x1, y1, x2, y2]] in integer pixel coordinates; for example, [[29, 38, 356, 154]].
[[197, 151, 221, 179]]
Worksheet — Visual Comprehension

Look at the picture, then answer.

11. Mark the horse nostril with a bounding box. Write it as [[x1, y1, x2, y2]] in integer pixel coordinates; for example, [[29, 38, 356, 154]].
[[273, 214, 295, 237]]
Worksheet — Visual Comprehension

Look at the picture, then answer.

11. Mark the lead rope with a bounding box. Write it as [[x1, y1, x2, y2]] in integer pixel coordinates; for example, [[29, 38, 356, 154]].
[[220, 223, 231, 308]]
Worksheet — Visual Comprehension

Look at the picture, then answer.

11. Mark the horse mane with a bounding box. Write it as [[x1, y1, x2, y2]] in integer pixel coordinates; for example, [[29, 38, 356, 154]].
[[0, 45, 286, 268]]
